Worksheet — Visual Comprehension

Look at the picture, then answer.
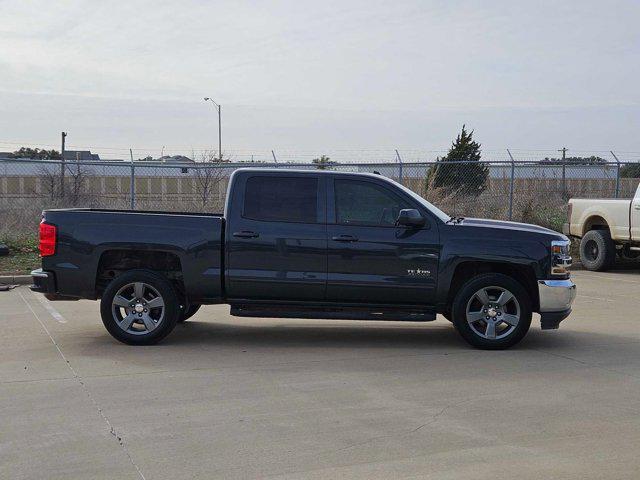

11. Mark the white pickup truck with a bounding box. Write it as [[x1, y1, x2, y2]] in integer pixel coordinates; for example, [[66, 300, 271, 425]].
[[564, 183, 640, 270]]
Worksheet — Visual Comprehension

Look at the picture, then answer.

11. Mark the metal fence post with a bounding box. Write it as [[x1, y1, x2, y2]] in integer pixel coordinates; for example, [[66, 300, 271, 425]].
[[611, 151, 621, 198], [395, 149, 403, 184], [129, 148, 136, 210], [507, 149, 515, 221]]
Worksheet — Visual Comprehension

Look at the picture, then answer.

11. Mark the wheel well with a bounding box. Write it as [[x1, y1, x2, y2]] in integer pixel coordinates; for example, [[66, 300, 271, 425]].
[[96, 250, 184, 298], [582, 216, 610, 236], [447, 261, 539, 311]]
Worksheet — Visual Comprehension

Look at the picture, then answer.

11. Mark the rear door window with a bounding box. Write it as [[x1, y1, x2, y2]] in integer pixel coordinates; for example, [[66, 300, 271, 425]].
[[244, 176, 319, 223]]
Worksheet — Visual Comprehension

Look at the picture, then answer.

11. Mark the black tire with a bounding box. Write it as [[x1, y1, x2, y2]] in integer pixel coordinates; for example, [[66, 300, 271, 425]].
[[580, 229, 615, 271], [100, 269, 180, 345], [451, 273, 532, 350], [178, 304, 201, 322]]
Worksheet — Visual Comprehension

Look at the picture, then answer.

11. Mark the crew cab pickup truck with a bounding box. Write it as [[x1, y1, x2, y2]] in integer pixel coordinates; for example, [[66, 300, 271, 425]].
[[564, 183, 640, 271], [31, 169, 576, 349]]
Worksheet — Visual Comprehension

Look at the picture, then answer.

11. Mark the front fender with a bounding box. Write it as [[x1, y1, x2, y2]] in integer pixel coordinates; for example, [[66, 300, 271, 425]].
[[437, 237, 547, 304]]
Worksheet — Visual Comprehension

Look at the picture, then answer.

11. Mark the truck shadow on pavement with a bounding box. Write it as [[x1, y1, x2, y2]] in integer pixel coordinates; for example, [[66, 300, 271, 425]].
[[131, 318, 635, 352], [79, 317, 640, 374], [168, 320, 466, 350]]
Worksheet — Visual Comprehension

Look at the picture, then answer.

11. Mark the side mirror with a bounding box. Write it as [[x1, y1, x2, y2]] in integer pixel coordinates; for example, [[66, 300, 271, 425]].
[[396, 209, 425, 227]]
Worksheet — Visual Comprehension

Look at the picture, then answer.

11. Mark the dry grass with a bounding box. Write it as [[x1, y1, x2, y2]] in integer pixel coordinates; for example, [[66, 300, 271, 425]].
[[0, 250, 39, 275], [0, 200, 45, 243], [0, 231, 39, 275], [419, 174, 567, 231]]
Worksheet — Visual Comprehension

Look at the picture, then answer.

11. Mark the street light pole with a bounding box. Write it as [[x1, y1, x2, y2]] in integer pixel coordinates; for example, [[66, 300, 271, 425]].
[[60, 131, 67, 198], [204, 97, 222, 161]]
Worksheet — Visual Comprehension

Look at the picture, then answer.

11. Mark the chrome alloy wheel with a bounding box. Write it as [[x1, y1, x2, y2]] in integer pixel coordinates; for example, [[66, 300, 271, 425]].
[[465, 286, 520, 340], [111, 282, 165, 335]]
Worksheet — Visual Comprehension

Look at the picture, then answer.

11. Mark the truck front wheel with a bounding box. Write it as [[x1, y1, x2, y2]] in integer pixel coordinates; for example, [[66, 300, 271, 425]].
[[451, 273, 532, 350], [580, 229, 615, 271], [100, 269, 180, 345]]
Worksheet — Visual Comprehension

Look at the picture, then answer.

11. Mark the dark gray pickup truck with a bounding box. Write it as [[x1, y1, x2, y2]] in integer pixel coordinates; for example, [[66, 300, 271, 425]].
[[32, 168, 576, 349]]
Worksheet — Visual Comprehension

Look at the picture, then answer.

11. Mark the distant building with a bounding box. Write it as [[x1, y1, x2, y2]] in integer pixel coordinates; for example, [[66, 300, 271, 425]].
[[63, 150, 100, 161], [157, 155, 195, 164]]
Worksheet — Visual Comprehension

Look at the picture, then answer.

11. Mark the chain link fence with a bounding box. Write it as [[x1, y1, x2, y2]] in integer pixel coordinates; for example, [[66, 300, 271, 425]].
[[1, 157, 639, 238]]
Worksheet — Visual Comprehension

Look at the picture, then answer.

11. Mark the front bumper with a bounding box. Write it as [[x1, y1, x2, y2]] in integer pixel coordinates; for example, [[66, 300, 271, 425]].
[[538, 278, 576, 329]]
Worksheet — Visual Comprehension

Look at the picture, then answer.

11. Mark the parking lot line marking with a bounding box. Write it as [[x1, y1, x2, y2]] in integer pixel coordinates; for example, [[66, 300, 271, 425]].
[[16, 289, 146, 480], [32, 290, 67, 323]]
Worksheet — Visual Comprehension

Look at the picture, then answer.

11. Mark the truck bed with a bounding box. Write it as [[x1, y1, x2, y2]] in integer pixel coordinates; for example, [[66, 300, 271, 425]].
[[40, 208, 225, 302]]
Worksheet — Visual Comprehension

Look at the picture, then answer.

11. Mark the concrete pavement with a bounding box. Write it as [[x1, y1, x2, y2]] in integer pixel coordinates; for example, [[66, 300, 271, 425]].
[[2, 270, 640, 479]]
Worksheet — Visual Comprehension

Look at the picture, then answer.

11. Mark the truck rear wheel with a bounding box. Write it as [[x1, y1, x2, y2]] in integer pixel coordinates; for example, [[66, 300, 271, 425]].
[[100, 269, 180, 345], [580, 229, 615, 271], [451, 273, 532, 350]]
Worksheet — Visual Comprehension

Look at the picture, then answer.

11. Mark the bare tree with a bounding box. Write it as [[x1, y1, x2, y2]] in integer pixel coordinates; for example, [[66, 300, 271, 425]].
[[192, 150, 229, 211], [37, 165, 60, 201], [36, 159, 90, 205], [65, 159, 90, 206]]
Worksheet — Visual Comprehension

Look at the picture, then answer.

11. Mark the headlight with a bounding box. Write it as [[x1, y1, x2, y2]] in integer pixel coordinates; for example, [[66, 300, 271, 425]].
[[551, 239, 572, 276]]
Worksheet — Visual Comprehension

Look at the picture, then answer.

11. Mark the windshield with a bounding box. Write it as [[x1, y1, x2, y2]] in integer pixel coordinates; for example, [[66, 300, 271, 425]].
[[387, 178, 451, 223]]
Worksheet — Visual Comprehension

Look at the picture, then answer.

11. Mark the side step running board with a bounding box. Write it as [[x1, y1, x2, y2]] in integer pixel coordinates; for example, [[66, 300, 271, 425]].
[[230, 304, 436, 322]]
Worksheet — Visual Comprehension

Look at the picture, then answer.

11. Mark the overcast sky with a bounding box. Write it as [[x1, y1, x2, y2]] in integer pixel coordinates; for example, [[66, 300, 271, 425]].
[[0, 0, 639, 161]]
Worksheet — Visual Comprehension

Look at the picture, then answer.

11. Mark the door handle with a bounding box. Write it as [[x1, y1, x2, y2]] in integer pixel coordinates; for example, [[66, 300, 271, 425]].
[[634, 204, 640, 210], [332, 234, 359, 242], [233, 231, 259, 239]]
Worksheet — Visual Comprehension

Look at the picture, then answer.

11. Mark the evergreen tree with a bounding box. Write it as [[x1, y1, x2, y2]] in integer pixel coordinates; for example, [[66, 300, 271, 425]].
[[312, 155, 337, 170], [426, 126, 488, 195], [10, 147, 61, 159]]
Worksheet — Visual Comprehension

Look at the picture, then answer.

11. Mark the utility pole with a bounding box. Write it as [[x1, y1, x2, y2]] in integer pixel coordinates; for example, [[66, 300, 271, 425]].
[[60, 131, 67, 198], [218, 104, 222, 162], [558, 147, 568, 160], [558, 146, 568, 197]]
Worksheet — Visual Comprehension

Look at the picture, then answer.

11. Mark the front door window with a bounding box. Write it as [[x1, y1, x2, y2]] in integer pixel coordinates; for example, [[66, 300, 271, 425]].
[[335, 179, 411, 227]]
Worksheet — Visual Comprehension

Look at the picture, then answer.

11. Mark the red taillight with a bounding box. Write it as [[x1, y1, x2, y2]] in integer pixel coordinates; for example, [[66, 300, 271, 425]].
[[39, 221, 56, 257]]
